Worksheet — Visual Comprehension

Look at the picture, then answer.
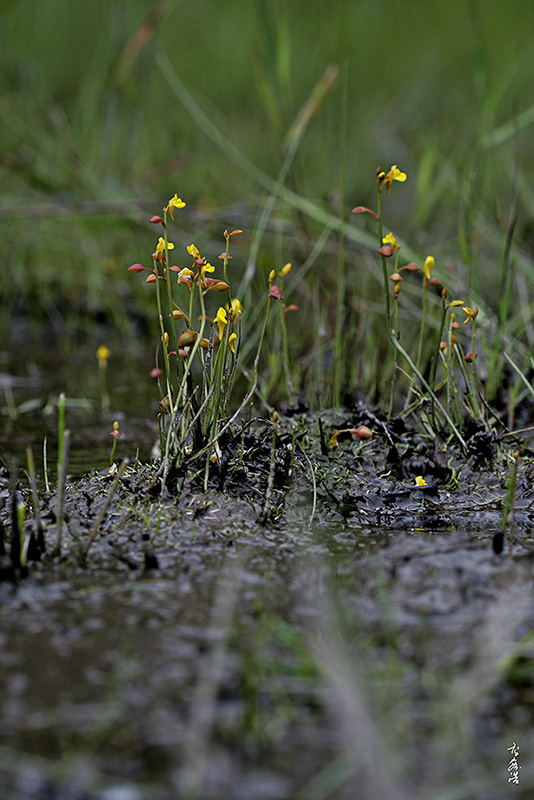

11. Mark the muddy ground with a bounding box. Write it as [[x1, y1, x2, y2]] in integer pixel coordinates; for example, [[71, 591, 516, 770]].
[[1, 407, 534, 799]]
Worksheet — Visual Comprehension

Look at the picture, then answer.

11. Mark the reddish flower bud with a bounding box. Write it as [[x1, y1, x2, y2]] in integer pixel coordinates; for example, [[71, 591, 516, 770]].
[[378, 245, 394, 257], [465, 351, 478, 362], [269, 285, 284, 299], [351, 205, 379, 219]]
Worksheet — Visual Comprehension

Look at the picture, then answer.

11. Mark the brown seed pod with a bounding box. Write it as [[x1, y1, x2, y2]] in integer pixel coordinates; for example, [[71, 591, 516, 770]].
[[178, 330, 198, 347]]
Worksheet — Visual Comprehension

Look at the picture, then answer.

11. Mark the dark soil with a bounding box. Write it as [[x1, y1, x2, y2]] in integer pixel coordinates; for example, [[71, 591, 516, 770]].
[[1, 407, 534, 799]]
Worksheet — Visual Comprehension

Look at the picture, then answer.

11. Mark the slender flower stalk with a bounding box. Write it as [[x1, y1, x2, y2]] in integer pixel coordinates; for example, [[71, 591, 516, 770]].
[[416, 255, 435, 372], [129, 196, 249, 489], [353, 167, 467, 448]]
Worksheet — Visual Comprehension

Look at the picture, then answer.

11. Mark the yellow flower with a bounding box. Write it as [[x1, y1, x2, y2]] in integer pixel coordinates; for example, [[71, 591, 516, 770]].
[[96, 345, 110, 367], [382, 232, 399, 250], [154, 236, 174, 262], [199, 261, 215, 281], [165, 194, 186, 219], [187, 243, 200, 259], [228, 332, 237, 353], [280, 262, 292, 278], [384, 164, 407, 194], [415, 476, 427, 486], [268, 269, 276, 284], [463, 306, 479, 324], [423, 255, 434, 280], [215, 307, 227, 340], [110, 420, 122, 439], [229, 298, 242, 321]]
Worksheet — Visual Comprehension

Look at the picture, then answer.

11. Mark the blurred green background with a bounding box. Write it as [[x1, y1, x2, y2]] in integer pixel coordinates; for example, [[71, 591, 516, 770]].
[[2, 0, 534, 368]]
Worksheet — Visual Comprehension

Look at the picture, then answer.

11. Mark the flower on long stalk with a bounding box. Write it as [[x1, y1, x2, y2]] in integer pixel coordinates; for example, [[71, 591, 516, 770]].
[[377, 164, 407, 195], [153, 236, 174, 263], [423, 255, 434, 280], [462, 305, 479, 324], [382, 232, 400, 251], [229, 297, 242, 322], [165, 194, 186, 219], [215, 307, 227, 341]]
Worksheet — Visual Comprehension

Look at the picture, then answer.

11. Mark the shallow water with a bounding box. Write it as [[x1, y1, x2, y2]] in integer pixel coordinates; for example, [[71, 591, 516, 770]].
[[0, 338, 160, 480]]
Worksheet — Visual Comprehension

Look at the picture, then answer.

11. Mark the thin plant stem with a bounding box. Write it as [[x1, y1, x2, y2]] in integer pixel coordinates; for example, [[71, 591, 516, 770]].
[[332, 62, 348, 408]]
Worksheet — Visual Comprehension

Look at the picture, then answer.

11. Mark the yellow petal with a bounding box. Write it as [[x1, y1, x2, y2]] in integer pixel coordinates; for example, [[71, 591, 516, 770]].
[[383, 232, 398, 248], [423, 255, 434, 280], [280, 262, 292, 277], [390, 165, 407, 182], [231, 298, 242, 316]]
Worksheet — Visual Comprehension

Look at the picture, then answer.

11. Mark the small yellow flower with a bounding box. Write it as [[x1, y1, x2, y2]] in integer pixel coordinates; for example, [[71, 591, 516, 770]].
[[187, 243, 200, 259], [155, 236, 174, 262], [268, 269, 276, 284], [415, 476, 427, 486], [228, 332, 237, 353], [280, 262, 292, 278], [96, 345, 110, 367], [229, 298, 242, 320], [423, 255, 435, 280], [450, 300, 464, 307], [383, 165, 407, 194], [463, 306, 479, 324], [199, 261, 215, 281], [165, 194, 186, 219], [110, 420, 122, 439], [382, 232, 399, 250], [215, 307, 227, 341]]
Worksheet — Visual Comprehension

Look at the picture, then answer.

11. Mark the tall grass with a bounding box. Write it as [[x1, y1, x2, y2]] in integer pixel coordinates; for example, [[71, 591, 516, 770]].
[[2, 0, 534, 415]]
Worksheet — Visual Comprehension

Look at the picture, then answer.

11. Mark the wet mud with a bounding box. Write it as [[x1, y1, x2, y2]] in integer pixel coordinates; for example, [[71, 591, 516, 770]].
[[1, 408, 534, 799]]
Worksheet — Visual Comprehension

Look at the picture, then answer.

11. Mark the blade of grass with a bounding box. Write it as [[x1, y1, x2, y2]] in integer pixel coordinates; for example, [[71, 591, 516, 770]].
[[157, 54, 419, 263]]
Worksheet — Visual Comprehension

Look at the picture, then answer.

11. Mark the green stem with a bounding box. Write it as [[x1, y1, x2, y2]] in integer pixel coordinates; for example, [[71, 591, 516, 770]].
[[332, 62, 348, 408], [377, 188, 392, 332], [416, 279, 427, 372]]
